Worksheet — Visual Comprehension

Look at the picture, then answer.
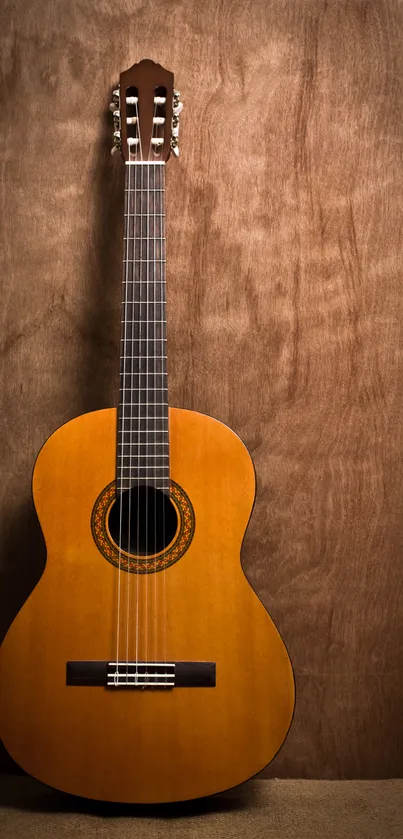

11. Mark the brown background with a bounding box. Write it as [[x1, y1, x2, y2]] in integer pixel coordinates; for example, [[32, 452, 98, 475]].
[[1, 0, 403, 779]]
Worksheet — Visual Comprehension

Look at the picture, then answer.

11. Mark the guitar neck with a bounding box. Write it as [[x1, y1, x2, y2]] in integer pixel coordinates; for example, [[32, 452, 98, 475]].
[[117, 162, 169, 495]]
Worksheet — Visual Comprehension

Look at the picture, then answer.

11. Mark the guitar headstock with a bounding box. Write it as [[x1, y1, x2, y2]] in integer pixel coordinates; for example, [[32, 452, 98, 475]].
[[110, 59, 183, 162]]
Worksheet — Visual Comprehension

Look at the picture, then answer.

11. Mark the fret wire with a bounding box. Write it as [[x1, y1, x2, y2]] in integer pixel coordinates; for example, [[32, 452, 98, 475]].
[[119, 400, 167, 404], [120, 372, 165, 375], [118, 439, 169, 444], [120, 333, 166, 335], [119, 476, 170, 483], [120, 355, 167, 359], [117, 485, 171, 489], [120, 280, 165, 288], [120, 328, 166, 331], [121, 430, 169, 437], [120, 337, 166, 341]]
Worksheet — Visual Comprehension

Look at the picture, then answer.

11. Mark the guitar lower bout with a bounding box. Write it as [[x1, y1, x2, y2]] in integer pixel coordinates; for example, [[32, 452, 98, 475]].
[[1, 407, 294, 803]]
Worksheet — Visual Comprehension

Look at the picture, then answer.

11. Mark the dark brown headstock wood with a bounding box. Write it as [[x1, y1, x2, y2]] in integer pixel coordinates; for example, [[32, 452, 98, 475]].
[[117, 59, 174, 163]]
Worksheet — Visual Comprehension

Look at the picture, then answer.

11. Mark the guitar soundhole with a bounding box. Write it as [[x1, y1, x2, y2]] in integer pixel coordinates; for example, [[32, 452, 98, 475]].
[[108, 486, 178, 556]]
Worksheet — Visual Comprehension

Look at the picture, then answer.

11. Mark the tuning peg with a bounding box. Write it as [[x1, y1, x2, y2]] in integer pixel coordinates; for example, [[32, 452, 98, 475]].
[[171, 90, 182, 158], [109, 103, 119, 114], [173, 89, 183, 117], [111, 122, 121, 156], [171, 137, 179, 157], [112, 88, 120, 103]]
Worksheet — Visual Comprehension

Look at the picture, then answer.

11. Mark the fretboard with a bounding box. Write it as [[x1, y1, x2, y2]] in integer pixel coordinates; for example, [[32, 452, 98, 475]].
[[117, 163, 168, 494]]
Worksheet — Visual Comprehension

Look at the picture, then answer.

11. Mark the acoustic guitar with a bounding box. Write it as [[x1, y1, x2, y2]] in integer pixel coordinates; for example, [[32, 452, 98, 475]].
[[0, 59, 295, 803]]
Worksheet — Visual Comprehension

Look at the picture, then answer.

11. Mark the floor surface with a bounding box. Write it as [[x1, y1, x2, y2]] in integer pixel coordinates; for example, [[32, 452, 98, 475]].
[[0, 775, 402, 838]]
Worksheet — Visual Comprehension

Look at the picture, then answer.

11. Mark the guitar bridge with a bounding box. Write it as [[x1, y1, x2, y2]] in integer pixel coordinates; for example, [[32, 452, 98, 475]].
[[66, 660, 216, 689]]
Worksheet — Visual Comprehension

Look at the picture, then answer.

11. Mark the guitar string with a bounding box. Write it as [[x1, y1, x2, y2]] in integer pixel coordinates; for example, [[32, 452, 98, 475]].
[[153, 159, 160, 661], [153, 157, 157, 669], [125, 137, 138, 683], [147, 114, 154, 672], [145, 114, 159, 672], [152, 159, 156, 668], [125, 156, 132, 683], [150, 107, 159, 671], [145, 145, 151, 669], [135, 99, 144, 681], [154, 134, 166, 675], [153, 167, 158, 667], [116, 120, 132, 684], [154, 159, 160, 670], [161, 162, 168, 677]]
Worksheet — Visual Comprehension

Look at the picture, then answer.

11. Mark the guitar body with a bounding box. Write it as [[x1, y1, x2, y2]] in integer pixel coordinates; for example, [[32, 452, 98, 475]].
[[0, 407, 294, 803]]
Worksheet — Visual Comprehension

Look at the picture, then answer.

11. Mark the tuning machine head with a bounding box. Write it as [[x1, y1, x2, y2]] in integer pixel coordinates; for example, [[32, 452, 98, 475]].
[[171, 89, 183, 157], [110, 85, 121, 155]]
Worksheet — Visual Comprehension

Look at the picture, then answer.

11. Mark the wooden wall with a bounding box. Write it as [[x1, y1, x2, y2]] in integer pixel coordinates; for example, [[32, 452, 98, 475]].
[[1, 0, 403, 778]]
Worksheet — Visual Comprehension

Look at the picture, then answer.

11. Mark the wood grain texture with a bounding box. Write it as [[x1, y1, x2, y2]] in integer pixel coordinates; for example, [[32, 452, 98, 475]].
[[1, 0, 403, 778]]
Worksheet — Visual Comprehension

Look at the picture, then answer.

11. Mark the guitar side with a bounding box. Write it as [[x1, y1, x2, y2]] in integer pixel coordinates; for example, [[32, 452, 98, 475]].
[[0, 407, 294, 803]]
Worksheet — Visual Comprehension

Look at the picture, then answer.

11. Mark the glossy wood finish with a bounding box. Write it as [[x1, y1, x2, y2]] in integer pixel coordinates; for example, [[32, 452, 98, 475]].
[[0, 407, 294, 802], [1, 1, 403, 779], [119, 59, 173, 162]]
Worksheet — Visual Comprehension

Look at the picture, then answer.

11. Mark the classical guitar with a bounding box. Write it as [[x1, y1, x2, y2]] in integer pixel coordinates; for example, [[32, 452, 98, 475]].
[[0, 59, 294, 803]]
